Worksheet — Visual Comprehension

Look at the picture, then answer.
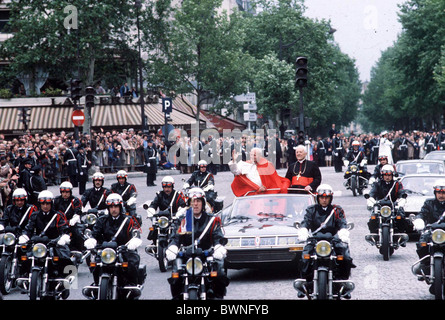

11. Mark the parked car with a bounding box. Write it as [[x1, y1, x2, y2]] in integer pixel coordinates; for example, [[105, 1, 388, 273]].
[[395, 160, 445, 177], [220, 192, 316, 270]]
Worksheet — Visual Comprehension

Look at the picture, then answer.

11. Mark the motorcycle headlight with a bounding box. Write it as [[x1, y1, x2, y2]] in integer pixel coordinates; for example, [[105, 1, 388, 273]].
[[350, 165, 358, 172], [86, 213, 98, 225], [32, 243, 47, 258], [158, 216, 170, 229], [432, 229, 445, 244], [315, 240, 332, 257], [101, 248, 117, 264], [3, 232, 16, 246], [186, 257, 203, 275], [380, 206, 392, 218]]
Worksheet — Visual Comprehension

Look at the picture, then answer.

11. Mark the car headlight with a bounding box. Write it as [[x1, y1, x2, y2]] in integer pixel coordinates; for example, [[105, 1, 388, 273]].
[[3, 232, 16, 246], [158, 216, 170, 229], [86, 213, 97, 225], [315, 240, 332, 257], [32, 243, 47, 258], [380, 206, 392, 218], [432, 229, 445, 244], [278, 236, 299, 245], [186, 257, 203, 275], [101, 248, 117, 264]]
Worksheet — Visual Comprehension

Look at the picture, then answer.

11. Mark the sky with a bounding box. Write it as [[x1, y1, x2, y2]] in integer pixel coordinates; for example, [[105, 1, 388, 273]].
[[303, 0, 406, 82]]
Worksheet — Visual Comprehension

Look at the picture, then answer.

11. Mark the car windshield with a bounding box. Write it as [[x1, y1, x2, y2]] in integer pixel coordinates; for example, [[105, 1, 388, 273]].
[[227, 195, 313, 224], [425, 152, 445, 161], [401, 176, 445, 196], [397, 162, 444, 175]]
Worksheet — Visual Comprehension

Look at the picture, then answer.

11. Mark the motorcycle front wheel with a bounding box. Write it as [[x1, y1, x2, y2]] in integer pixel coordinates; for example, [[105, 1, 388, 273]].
[[99, 277, 113, 300], [317, 270, 328, 300], [29, 269, 42, 300], [433, 256, 445, 300], [158, 244, 168, 272], [187, 287, 199, 300], [381, 225, 391, 261], [0, 255, 13, 294], [350, 176, 357, 197]]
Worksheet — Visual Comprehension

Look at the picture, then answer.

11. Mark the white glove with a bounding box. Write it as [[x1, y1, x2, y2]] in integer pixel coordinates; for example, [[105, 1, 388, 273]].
[[203, 184, 214, 192], [127, 237, 142, 250], [413, 219, 425, 231], [127, 197, 136, 206], [84, 238, 97, 250], [367, 197, 376, 209], [146, 207, 156, 218], [19, 235, 29, 244], [0, 224, 4, 232], [343, 160, 349, 167], [69, 214, 81, 226], [297, 227, 309, 242], [360, 159, 367, 166], [369, 177, 376, 185], [57, 234, 71, 246], [183, 182, 190, 189], [166, 245, 179, 261], [337, 228, 350, 243], [175, 207, 187, 219], [213, 244, 227, 260]]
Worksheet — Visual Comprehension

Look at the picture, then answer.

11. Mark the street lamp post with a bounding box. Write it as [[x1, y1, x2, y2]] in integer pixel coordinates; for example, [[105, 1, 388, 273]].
[[135, 0, 147, 133]]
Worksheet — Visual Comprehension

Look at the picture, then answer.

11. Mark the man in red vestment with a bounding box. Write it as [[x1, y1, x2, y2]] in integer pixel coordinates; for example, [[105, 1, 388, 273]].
[[229, 147, 290, 197]]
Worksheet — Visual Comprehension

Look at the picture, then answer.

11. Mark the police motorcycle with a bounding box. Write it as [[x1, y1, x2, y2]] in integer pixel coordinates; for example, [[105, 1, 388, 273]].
[[0, 189, 34, 295], [293, 222, 355, 300], [112, 170, 142, 226], [0, 228, 29, 295], [144, 205, 181, 272], [411, 217, 445, 300], [364, 193, 409, 261], [82, 194, 146, 300], [343, 159, 369, 196]]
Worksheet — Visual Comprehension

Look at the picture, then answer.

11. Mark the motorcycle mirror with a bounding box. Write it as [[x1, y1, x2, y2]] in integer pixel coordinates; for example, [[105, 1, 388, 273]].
[[294, 221, 301, 229], [132, 229, 141, 238], [409, 214, 416, 221], [402, 193, 408, 199], [347, 222, 354, 231], [364, 193, 370, 199], [84, 229, 92, 238]]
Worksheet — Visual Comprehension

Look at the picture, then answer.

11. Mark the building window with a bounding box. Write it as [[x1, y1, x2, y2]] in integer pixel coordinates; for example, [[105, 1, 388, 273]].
[[0, 10, 10, 33]]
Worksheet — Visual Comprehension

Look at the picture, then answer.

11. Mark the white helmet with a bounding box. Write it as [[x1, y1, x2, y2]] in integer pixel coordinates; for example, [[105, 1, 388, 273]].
[[162, 176, 175, 187], [60, 181, 73, 193], [12, 188, 28, 201], [352, 140, 360, 146], [38, 190, 54, 204], [316, 184, 334, 197], [188, 187, 206, 207], [105, 193, 124, 212], [116, 170, 127, 180], [92, 172, 105, 180], [381, 164, 395, 176], [198, 160, 207, 167]]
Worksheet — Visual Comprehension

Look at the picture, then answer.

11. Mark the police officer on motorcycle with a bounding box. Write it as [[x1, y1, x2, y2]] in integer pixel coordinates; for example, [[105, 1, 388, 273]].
[[297, 184, 355, 284], [111, 170, 138, 218], [412, 182, 445, 276], [343, 140, 370, 189], [166, 187, 229, 299], [366, 164, 408, 234], [18, 190, 74, 297], [184, 160, 218, 210], [84, 193, 142, 286], [54, 181, 84, 252], [146, 176, 186, 247], [81, 172, 112, 211], [0, 188, 37, 236]]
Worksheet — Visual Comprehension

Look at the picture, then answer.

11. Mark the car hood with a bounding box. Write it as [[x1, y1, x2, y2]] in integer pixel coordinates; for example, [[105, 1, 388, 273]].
[[224, 221, 298, 237], [405, 196, 429, 212]]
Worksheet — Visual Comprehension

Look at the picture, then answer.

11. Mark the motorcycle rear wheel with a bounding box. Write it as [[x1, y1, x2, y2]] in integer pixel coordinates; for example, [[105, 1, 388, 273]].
[[0, 255, 13, 294], [433, 257, 445, 300]]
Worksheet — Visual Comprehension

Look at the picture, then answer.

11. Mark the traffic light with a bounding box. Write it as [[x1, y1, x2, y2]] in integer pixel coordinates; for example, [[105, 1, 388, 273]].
[[85, 86, 95, 109], [297, 130, 305, 145], [70, 79, 82, 102], [18, 107, 31, 130], [295, 57, 308, 88]]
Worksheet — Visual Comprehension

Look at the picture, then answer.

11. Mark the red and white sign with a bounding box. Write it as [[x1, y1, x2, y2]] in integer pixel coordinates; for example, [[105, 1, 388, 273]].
[[71, 110, 85, 126]]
